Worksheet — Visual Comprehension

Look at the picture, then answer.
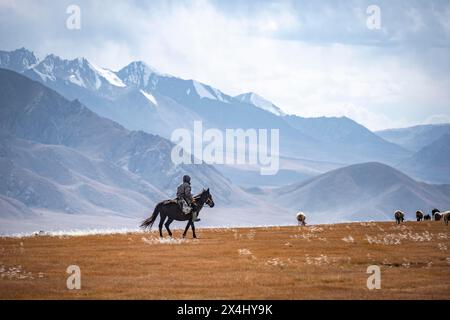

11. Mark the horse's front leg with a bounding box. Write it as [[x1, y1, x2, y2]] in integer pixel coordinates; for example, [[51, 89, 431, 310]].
[[191, 221, 197, 239], [183, 220, 191, 238]]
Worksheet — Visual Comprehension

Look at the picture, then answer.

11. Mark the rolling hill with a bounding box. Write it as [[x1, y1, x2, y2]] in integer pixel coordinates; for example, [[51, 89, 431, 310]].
[[1, 68, 282, 233], [272, 162, 450, 222]]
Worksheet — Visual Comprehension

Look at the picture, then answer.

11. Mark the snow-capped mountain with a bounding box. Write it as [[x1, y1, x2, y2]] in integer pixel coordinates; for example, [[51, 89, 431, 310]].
[[1, 48, 413, 186], [24, 54, 128, 97], [0, 68, 238, 199], [235, 92, 285, 116], [0, 49, 446, 232], [117, 61, 159, 88], [0, 48, 38, 73], [1, 68, 295, 233]]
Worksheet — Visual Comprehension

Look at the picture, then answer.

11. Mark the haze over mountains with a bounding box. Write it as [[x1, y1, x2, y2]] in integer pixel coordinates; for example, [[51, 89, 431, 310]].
[[1, 68, 288, 233], [377, 124, 450, 152], [1, 47, 449, 233], [396, 134, 450, 184], [272, 162, 450, 222], [376, 124, 450, 184]]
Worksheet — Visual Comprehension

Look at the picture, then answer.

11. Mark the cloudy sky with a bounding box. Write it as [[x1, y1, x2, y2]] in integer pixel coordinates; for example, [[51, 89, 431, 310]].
[[1, 0, 449, 130]]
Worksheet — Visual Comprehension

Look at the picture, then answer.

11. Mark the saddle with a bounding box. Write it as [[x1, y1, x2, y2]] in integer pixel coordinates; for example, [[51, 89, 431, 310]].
[[164, 198, 192, 215], [169, 198, 191, 214]]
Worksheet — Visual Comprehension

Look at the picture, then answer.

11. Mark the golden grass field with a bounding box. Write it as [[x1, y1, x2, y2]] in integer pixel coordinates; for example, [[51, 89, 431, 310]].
[[0, 221, 449, 299]]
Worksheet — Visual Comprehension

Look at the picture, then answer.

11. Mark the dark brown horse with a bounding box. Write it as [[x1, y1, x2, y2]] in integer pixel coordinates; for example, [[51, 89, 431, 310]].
[[140, 189, 214, 238]]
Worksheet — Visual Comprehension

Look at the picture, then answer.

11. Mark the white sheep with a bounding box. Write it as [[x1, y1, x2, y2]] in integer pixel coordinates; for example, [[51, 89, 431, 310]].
[[296, 212, 306, 226], [441, 211, 450, 226]]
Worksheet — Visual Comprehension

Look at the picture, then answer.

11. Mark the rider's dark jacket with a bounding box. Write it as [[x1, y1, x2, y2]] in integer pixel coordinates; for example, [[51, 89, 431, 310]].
[[177, 181, 193, 205]]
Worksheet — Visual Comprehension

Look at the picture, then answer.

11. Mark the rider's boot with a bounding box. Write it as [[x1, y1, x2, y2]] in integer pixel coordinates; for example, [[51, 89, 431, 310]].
[[192, 211, 201, 222]]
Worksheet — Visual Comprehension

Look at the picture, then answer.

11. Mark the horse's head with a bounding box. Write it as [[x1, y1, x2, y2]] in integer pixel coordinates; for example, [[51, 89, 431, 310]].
[[203, 188, 215, 208]]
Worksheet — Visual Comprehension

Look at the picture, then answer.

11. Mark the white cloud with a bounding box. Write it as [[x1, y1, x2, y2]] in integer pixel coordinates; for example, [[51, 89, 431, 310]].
[[423, 114, 450, 125]]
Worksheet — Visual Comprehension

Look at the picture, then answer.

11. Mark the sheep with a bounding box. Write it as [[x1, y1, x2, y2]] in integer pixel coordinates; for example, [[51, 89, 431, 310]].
[[432, 208, 442, 221], [394, 210, 405, 224], [416, 210, 424, 221], [441, 211, 450, 226], [296, 212, 306, 226]]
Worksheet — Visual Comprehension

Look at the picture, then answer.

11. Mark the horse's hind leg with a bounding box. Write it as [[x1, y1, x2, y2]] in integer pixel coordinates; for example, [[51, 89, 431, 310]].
[[158, 214, 166, 238], [165, 217, 174, 238]]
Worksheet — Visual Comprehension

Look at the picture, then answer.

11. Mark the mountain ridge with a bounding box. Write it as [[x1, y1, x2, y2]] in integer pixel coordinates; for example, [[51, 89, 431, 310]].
[[397, 133, 450, 184], [376, 123, 450, 152], [0, 48, 411, 169], [0, 68, 240, 212]]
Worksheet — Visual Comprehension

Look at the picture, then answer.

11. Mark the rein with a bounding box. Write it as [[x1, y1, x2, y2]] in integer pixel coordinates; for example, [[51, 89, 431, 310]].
[[193, 192, 211, 208]]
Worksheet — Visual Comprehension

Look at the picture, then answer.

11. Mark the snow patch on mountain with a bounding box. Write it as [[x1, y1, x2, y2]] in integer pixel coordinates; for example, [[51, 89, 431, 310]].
[[235, 92, 285, 116], [32, 68, 55, 82], [193, 80, 215, 99], [91, 64, 126, 87], [68, 72, 86, 87], [140, 90, 158, 106], [192, 80, 229, 102]]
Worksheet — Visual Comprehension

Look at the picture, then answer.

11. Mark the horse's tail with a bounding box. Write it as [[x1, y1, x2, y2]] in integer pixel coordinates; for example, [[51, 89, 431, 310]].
[[140, 202, 162, 230]]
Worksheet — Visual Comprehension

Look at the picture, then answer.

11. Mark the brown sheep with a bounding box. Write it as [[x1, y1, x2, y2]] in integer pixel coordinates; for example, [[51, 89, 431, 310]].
[[394, 210, 405, 224], [416, 210, 423, 221], [432, 209, 442, 221]]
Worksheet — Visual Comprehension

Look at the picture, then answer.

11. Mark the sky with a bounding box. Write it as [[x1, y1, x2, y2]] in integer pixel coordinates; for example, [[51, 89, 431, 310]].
[[1, 0, 449, 130]]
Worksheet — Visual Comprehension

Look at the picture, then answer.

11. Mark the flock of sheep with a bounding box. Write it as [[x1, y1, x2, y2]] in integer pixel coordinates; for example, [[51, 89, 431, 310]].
[[296, 209, 450, 226], [394, 208, 450, 225]]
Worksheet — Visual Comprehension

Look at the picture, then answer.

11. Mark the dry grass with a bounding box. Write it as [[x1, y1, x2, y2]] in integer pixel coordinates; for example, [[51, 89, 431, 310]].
[[0, 221, 449, 299]]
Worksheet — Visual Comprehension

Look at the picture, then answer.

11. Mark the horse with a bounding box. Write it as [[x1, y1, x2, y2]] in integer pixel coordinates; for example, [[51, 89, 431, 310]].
[[432, 208, 442, 221], [416, 210, 424, 221], [140, 188, 214, 238], [296, 212, 306, 226], [394, 210, 405, 224]]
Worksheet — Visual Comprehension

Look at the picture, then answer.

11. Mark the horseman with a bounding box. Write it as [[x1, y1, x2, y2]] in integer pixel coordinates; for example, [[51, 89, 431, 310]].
[[177, 175, 201, 222]]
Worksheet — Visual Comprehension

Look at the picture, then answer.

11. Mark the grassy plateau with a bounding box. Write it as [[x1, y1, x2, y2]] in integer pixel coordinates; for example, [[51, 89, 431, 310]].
[[0, 221, 449, 299]]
